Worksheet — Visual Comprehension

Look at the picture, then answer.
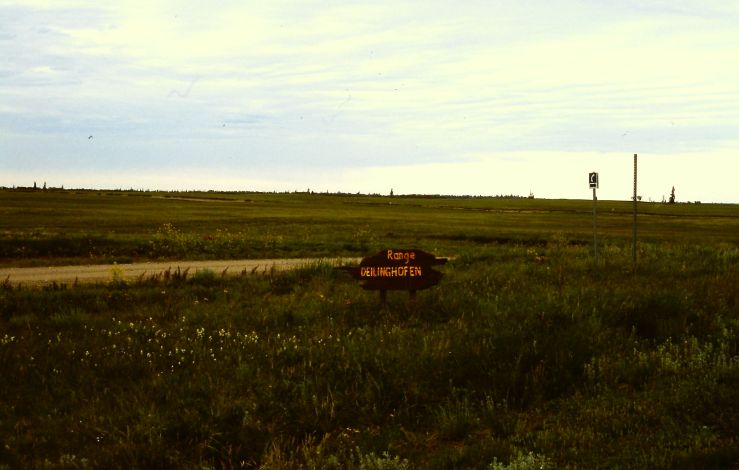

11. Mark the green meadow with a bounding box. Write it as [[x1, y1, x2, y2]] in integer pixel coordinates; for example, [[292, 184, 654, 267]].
[[1, 189, 737, 468], [1, 189, 736, 266]]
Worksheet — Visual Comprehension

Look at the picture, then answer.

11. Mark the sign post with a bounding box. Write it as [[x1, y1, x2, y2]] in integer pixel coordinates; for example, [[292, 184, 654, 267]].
[[340, 249, 447, 302], [589, 172, 599, 262], [632, 153, 637, 271]]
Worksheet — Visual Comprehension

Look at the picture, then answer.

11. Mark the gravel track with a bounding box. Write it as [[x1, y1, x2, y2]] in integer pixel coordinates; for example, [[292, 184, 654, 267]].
[[0, 258, 361, 288]]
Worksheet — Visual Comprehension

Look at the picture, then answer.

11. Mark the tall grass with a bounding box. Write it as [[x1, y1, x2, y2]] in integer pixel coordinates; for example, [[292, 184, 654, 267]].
[[1, 241, 737, 468]]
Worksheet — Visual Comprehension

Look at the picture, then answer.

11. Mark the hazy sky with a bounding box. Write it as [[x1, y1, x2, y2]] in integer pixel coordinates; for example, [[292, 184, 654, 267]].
[[2, 1, 738, 202]]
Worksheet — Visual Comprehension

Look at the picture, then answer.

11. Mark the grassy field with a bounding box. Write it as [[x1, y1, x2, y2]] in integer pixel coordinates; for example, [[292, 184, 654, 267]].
[[1, 189, 737, 266], [0, 189, 737, 468]]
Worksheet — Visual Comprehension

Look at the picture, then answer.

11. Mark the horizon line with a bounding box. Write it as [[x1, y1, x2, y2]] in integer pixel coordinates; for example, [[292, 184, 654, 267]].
[[2, 185, 735, 205]]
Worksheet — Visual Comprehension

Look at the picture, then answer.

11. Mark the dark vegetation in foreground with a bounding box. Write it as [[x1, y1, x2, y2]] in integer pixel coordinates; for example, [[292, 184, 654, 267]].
[[1, 242, 737, 469], [0, 190, 737, 468]]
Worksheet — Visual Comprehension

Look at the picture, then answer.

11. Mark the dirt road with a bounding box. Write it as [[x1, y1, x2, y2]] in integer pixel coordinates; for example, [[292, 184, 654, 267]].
[[0, 258, 361, 288]]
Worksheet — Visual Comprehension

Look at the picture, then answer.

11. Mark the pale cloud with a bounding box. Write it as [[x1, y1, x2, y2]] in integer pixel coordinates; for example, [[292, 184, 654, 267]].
[[1, 0, 737, 202]]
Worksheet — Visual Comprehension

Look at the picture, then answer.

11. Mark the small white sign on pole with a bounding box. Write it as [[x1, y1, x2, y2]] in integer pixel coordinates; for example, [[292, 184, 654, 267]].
[[589, 172, 599, 189], [589, 172, 598, 262]]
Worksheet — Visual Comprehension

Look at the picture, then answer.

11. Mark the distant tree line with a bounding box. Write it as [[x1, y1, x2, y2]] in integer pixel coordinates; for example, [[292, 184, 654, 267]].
[[2, 184, 714, 204]]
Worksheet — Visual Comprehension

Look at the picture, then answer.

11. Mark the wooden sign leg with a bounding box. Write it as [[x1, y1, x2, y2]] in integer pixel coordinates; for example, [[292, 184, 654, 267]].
[[409, 290, 417, 302], [380, 290, 387, 304]]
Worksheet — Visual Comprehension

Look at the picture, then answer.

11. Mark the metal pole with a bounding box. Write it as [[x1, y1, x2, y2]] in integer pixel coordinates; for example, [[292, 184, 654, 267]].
[[593, 187, 597, 262], [632, 153, 637, 269]]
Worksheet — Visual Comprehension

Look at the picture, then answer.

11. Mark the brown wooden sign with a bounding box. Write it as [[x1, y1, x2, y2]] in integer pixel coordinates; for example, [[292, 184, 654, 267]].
[[340, 249, 447, 299]]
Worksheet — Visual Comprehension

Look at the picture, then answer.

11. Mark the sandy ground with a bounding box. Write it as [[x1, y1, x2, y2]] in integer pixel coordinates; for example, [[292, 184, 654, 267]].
[[0, 258, 361, 288]]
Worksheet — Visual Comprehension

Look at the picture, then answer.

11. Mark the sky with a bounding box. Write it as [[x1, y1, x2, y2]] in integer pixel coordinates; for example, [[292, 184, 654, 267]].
[[1, 0, 738, 202]]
